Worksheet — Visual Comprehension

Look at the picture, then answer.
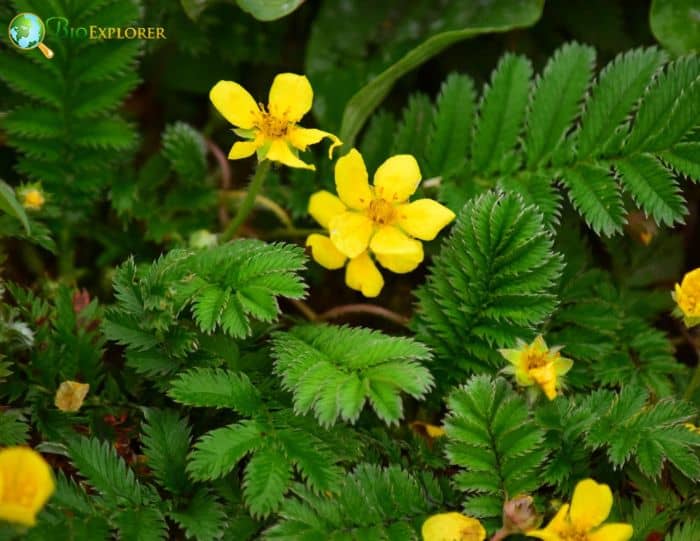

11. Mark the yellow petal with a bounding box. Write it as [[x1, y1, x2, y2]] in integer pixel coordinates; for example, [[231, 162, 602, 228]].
[[0, 447, 55, 526], [345, 252, 384, 297], [499, 349, 521, 366], [335, 149, 372, 209], [268, 73, 313, 122], [55, 381, 90, 412], [210, 81, 260, 129], [588, 524, 634, 541], [306, 234, 347, 270], [527, 504, 570, 540], [370, 226, 424, 273], [531, 335, 548, 352], [554, 357, 573, 376], [421, 512, 486, 541], [287, 127, 342, 158], [329, 211, 374, 258], [529, 364, 558, 400], [396, 198, 455, 241], [265, 139, 315, 170], [308, 190, 347, 228], [569, 479, 612, 530], [373, 154, 421, 203], [229, 139, 263, 160]]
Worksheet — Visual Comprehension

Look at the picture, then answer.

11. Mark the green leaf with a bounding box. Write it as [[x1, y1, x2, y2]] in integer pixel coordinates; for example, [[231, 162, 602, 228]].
[[170, 488, 226, 541], [616, 153, 686, 226], [114, 508, 167, 541], [650, 0, 700, 55], [472, 53, 532, 174], [237, 0, 305, 21], [335, 0, 544, 147], [188, 421, 262, 480], [162, 122, 208, 183], [413, 191, 563, 378], [662, 142, 700, 179], [561, 164, 626, 236], [168, 368, 261, 415], [271, 324, 433, 426], [243, 445, 293, 518], [0, 180, 30, 235], [391, 93, 433, 159], [625, 56, 700, 152], [275, 429, 342, 493], [141, 408, 191, 494], [577, 48, 667, 158], [445, 376, 546, 528], [425, 73, 476, 178], [0, 410, 29, 445], [68, 437, 145, 506], [525, 42, 596, 167], [265, 464, 446, 539]]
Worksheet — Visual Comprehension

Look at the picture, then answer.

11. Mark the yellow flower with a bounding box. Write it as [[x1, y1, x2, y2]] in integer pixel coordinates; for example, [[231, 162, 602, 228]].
[[306, 149, 455, 297], [672, 268, 700, 328], [0, 447, 55, 527], [422, 512, 486, 541], [527, 479, 633, 541], [410, 420, 446, 440], [209, 73, 340, 170], [17, 186, 45, 210], [54, 381, 90, 412], [685, 422, 700, 434], [499, 336, 572, 400]]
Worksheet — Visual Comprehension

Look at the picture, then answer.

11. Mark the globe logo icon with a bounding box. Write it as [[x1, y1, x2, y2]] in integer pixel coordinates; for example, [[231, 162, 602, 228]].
[[8, 12, 54, 59]]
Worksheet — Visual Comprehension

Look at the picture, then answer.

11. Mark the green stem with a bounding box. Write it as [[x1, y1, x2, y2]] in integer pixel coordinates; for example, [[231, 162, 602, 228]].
[[220, 160, 271, 242], [684, 357, 700, 401]]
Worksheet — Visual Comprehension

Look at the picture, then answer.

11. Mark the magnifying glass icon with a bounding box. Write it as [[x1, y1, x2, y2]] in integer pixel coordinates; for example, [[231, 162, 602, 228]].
[[8, 13, 54, 59]]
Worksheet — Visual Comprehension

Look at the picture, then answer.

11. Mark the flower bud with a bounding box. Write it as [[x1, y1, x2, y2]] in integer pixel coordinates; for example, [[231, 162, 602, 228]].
[[55, 380, 90, 412], [502, 495, 540, 533]]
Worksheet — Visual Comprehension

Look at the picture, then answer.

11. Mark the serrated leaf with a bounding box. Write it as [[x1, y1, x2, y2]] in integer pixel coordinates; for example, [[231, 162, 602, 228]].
[[526, 42, 596, 167], [472, 54, 532, 174], [561, 164, 626, 236], [188, 421, 262, 480]]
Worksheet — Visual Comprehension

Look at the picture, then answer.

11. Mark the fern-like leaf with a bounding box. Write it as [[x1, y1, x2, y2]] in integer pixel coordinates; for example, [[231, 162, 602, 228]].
[[445, 375, 547, 530], [577, 48, 666, 157], [271, 324, 433, 426], [525, 42, 595, 167], [265, 465, 447, 540], [413, 191, 563, 376], [472, 54, 532, 174]]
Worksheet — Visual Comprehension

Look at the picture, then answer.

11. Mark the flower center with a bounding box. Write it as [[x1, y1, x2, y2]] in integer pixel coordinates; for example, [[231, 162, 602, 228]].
[[559, 526, 589, 541], [525, 350, 550, 369], [255, 104, 290, 138], [23, 190, 44, 209], [367, 198, 396, 225]]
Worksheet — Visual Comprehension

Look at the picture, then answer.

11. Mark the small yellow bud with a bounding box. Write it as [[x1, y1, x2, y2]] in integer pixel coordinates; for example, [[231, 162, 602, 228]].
[[410, 420, 446, 440], [21, 189, 45, 210], [54, 381, 90, 412], [189, 229, 218, 248]]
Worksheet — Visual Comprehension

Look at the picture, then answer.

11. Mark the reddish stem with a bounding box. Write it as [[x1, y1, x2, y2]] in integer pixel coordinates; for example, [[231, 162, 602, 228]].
[[318, 304, 409, 327]]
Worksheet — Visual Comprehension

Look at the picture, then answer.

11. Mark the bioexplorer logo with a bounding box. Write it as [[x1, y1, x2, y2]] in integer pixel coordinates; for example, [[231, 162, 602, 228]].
[[8, 13, 54, 59], [7, 12, 166, 60]]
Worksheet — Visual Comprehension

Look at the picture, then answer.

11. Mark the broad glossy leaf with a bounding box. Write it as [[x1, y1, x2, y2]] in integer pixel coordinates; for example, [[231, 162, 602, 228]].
[[305, 0, 543, 145]]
